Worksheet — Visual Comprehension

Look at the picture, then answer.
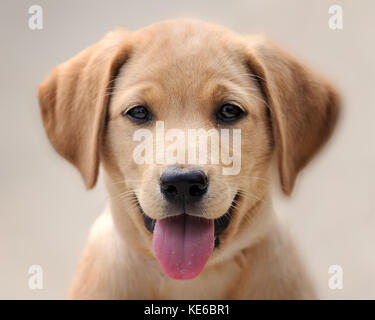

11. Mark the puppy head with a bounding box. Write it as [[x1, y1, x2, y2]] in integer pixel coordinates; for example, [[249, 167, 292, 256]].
[[38, 20, 339, 280]]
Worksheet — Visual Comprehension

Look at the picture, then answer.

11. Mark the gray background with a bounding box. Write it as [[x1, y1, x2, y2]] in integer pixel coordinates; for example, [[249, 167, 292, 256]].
[[0, 0, 374, 299]]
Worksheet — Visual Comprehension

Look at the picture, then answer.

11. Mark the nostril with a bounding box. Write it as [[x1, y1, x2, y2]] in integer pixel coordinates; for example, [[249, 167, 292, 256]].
[[189, 184, 208, 197], [163, 184, 178, 196], [165, 186, 178, 196]]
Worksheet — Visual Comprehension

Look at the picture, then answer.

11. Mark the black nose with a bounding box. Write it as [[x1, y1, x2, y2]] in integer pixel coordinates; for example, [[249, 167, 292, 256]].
[[160, 168, 208, 205]]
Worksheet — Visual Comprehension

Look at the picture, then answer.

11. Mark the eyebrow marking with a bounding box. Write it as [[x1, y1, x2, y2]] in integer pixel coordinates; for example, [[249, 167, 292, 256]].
[[108, 82, 161, 120], [209, 81, 262, 121]]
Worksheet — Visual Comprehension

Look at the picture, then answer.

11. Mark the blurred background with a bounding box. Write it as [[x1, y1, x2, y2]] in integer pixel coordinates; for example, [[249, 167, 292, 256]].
[[0, 0, 374, 299]]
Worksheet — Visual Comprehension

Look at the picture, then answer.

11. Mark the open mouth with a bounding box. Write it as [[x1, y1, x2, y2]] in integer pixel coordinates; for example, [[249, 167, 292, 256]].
[[135, 192, 240, 280]]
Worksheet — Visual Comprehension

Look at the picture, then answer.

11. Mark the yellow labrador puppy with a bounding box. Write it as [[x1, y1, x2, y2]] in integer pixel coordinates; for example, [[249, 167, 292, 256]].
[[38, 19, 339, 299]]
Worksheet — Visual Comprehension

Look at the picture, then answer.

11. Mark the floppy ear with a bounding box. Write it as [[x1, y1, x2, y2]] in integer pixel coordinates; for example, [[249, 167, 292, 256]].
[[245, 36, 340, 195], [38, 29, 131, 189]]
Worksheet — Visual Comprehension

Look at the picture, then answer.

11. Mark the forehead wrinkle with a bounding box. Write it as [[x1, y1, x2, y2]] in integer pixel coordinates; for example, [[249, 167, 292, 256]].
[[117, 57, 206, 108]]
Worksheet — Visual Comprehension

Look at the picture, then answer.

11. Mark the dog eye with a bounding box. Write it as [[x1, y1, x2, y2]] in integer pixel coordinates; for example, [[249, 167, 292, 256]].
[[123, 105, 151, 123], [217, 104, 244, 122]]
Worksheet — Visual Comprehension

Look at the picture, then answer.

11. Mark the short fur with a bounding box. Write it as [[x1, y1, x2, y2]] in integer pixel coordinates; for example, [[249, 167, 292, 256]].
[[38, 20, 340, 299]]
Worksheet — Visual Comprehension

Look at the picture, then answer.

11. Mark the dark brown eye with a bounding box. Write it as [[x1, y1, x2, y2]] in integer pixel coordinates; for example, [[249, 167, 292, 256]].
[[123, 105, 151, 123], [217, 104, 244, 122]]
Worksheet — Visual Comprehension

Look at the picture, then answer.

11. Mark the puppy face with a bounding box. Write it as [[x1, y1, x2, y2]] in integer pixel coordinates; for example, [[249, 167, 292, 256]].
[[102, 25, 273, 278], [38, 20, 339, 280]]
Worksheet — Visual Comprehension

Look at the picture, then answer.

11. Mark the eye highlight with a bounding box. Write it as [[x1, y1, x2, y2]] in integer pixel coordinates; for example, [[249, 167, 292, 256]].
[[122, 105, 151, 123], [217, 104, 245, 122]]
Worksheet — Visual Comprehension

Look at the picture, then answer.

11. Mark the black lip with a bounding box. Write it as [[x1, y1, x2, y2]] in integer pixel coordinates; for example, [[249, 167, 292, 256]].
[[135, 192, 240, 249]]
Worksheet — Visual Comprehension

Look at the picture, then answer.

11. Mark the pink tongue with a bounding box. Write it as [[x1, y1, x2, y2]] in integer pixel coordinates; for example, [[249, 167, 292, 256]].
[[153, 214, 214, 280]]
